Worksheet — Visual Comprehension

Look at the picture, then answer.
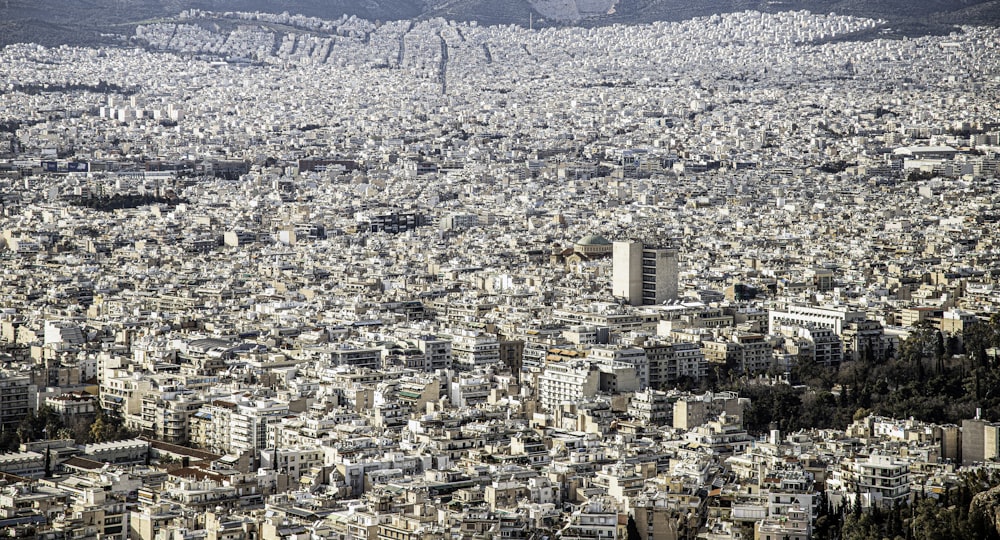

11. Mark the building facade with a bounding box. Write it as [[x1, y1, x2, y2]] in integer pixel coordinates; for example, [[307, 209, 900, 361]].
[[613, 241, 679, 306]]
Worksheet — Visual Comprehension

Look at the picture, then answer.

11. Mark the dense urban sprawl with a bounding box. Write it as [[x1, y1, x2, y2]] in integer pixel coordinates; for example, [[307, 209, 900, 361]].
[[2, 8, 1000, 540]]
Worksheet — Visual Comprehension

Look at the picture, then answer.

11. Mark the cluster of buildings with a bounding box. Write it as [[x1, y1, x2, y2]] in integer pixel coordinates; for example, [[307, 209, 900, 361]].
[[5, 390, 1000, 540], [0, 7, 999, 540]]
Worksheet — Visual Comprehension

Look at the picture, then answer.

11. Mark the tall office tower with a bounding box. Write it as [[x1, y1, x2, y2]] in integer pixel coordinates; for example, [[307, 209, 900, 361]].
[[612, 240, 678, 306]]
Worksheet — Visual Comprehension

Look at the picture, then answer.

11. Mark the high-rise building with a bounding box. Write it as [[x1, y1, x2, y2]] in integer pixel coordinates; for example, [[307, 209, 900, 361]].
[[962, 417, 1000, 465], [0, 374, 36, 431], [612, 241, 679, 306]]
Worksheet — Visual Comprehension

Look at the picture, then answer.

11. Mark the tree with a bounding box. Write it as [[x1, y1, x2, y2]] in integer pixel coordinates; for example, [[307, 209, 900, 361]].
[[883, 340, 895, 363], [936, 330, 947, 374], [89, 414, 109, 443], [16, 413, 35, 443], [36, 405, 63, 438], [626, 515, 641, 540], [88, 407, 134, 443], [0, 427, 18, 451]]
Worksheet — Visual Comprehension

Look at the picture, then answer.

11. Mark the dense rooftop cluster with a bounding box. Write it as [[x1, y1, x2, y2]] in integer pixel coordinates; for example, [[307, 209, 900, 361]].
[[1, 8, 1000, 540]]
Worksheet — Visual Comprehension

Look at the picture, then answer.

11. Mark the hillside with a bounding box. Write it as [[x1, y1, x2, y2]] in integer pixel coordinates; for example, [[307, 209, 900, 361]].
[[1, 0, 999, 48]]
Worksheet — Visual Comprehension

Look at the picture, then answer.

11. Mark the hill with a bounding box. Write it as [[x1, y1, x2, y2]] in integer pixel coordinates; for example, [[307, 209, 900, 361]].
[[1, 0, 999, 48]]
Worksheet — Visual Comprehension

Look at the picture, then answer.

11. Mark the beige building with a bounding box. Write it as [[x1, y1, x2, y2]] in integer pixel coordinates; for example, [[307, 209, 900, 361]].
[[962, 417, 1000, 465], [613, 240, 679, 306]]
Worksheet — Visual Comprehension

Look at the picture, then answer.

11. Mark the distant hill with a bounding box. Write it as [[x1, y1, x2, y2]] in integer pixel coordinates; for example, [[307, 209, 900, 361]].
[[568, 0, 1000, 27], [1, 0, 999, 48]]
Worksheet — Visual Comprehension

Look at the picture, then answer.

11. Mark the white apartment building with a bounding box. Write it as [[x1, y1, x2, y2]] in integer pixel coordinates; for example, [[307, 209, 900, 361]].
[[768, 303, 866, 335], [538, 361, 601, 412], [138, 390, 204, 445], [538, 360, 639, 412], [643, 340, 708, 389], [855, 454, 910, 509], [450, 331, 500, 369], [627, 389, 673, 426], [230, 399, 290, 455], [558, 496, 621, 540], [100, 370, 152, 421], [191, 397, 289, 455], [327, 346, 382, 370], [449, 374, 490, 408], [415, 335, 452, 371], [797, 326, 843, 367], [259, 446, 324, 483], [755, 505, 811, 540]]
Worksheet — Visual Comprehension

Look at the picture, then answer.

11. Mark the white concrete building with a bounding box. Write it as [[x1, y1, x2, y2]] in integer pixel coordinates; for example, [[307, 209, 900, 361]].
[[612, 240, 678, 306]]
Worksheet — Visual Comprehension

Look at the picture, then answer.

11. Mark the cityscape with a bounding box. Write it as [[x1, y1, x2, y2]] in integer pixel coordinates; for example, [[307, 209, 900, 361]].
[[2, 3, 1000, 540]]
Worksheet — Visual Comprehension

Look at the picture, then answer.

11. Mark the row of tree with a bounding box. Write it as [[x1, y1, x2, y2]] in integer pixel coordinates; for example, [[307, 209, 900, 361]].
[[70, 193, 184, 211], [0, 405, 134, 452], [8, 81, 137, 96]]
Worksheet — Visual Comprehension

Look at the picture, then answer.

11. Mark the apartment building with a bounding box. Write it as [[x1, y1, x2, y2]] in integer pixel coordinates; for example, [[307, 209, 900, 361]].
[[613, 240, 679, 307]]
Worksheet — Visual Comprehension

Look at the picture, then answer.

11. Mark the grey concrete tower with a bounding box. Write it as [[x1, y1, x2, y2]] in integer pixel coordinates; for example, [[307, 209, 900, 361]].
[[612, 240, 678, 306]]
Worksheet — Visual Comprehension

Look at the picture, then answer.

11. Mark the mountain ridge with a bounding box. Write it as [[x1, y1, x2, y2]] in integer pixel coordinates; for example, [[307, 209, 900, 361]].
[[1, 0, 998, 48]]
